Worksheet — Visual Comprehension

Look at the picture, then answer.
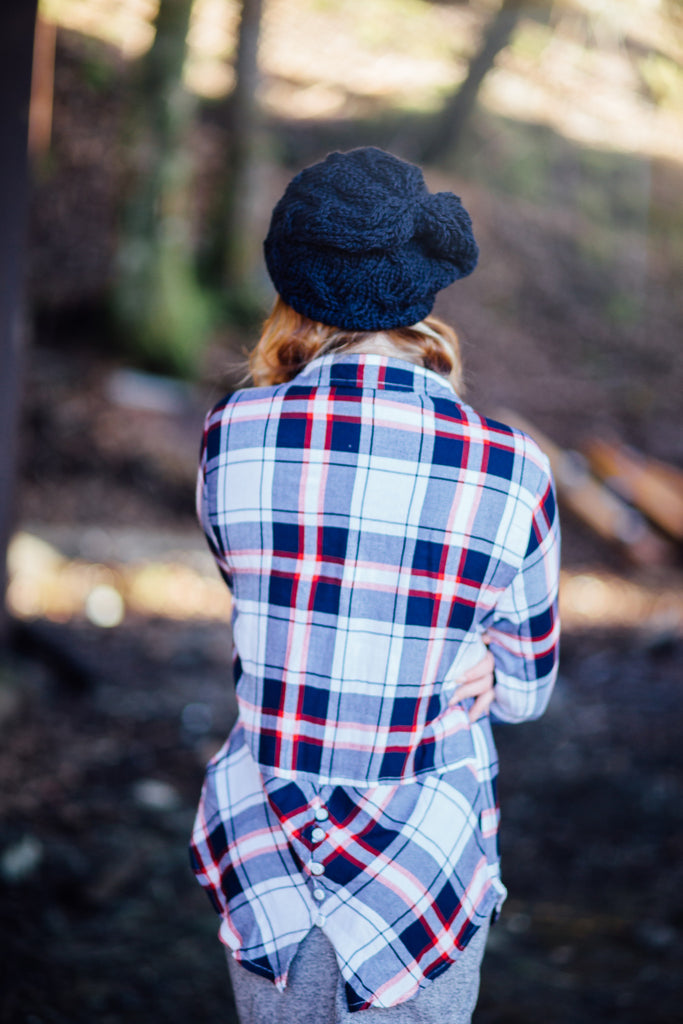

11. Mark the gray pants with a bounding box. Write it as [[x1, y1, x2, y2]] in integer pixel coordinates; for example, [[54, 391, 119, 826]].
[[227, 920, 489, 1024]]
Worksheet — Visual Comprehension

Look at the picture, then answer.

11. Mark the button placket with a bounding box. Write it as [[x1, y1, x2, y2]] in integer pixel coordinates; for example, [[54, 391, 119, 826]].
[[308, 803, 328, 897]]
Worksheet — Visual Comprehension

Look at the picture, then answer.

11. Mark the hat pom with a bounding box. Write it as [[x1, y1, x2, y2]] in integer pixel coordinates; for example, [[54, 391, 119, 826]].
[[416, 192, 479, 278]]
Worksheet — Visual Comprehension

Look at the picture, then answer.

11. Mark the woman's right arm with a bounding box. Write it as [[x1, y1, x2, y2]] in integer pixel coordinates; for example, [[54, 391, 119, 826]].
[[197, 405, 234, 591]]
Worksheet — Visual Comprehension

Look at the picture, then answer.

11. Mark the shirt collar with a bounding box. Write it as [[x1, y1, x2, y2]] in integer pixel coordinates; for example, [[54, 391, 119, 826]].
[[294, 352, 458, 400]]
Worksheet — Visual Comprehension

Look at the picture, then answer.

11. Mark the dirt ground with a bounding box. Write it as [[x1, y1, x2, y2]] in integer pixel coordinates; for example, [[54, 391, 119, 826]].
[[1, 597, 681, 1023], [1, 27, 682, 1024]]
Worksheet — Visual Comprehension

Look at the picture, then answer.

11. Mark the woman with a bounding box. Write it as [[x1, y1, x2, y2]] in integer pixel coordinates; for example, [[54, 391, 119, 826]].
[[190, 147, 560, 1022]]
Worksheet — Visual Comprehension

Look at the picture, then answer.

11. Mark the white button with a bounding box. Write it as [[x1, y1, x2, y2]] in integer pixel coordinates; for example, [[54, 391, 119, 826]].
[[314, 807, 329, 822], [311, 827, 326, 843], [313, 888, 325, 902], [310, 861, 325, 876], [314, 914, 325, 928]]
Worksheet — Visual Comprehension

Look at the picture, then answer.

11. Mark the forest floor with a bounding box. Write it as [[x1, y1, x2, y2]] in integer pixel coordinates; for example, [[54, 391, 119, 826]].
[[1, 25, 683, 1024], [1, 587, 682, 1024]]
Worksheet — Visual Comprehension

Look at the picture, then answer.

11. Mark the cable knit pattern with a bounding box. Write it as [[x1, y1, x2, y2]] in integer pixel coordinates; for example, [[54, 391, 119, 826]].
[[264, 147, 478, 330]]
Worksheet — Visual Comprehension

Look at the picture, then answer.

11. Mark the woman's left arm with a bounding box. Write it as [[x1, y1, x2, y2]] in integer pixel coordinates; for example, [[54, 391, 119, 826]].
[[485, 470, 561, 724], [449, 648, 496, 723], [448, 466, 560, 725]]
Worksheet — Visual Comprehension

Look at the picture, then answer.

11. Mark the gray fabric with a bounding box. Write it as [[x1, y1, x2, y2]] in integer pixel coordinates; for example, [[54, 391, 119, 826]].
[[227, 919, 489, 1023]]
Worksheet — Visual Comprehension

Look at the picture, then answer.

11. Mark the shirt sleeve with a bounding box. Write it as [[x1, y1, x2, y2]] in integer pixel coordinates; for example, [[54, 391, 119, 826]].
[[197, 405, 234, 591], [488, 466, 561, 724]]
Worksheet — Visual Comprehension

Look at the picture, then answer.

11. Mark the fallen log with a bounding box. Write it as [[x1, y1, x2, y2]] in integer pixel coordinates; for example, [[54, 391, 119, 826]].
[[493, 410, 674, 567], [584, 438, 683, 542]]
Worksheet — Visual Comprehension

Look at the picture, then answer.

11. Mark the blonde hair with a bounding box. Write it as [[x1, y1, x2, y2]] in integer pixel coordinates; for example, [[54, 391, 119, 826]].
[[249, 296, 463, 392]]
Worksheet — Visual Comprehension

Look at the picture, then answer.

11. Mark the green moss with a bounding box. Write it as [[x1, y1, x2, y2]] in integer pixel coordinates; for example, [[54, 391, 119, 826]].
[[510, 22, 552, 62], [603, 291, 643, 328], [638, 53, 683, 109]]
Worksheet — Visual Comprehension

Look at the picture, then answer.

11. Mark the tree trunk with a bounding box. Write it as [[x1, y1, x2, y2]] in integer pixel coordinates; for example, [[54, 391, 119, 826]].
[[223, 0, 265, 298], [422, 0, 530, 164], [28, 14, 57, 158], [0, 1, 38, 648], [115, 0, 210, 376]]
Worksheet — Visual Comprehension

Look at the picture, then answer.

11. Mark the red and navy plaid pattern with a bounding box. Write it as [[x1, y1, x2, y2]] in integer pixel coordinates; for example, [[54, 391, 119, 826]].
[[190, 354, 560, 1011]]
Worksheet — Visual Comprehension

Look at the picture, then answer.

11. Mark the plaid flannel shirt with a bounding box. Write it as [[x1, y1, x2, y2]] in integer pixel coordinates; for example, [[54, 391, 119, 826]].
[[190, 353, 560, 1012]]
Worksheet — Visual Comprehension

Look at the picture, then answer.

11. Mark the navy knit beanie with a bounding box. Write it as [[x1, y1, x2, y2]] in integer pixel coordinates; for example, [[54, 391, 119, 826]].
[[264, 147, 478, 331]]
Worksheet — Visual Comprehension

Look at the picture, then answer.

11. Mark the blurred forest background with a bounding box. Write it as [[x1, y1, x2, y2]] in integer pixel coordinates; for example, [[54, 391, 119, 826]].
[[1, 1, 682, 1022]]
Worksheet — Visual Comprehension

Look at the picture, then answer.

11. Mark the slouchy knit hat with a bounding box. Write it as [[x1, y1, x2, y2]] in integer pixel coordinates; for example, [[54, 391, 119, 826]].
[[263, 146, 478, 331]]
